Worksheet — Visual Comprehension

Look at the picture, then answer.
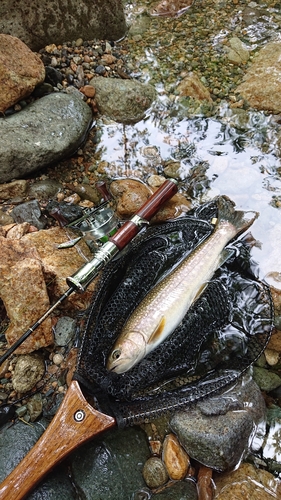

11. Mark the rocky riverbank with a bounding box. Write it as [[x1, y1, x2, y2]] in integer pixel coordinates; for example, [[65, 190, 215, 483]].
[[1, 0, 281, 498]]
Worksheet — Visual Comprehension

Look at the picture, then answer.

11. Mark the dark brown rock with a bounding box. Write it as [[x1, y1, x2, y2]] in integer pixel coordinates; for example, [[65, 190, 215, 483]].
[[0, 34, 45, 113], [0, 0, 126, 52]]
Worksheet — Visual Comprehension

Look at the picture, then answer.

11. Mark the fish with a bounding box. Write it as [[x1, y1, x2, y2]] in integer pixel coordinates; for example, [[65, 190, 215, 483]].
[[106, 196, 259, 374]]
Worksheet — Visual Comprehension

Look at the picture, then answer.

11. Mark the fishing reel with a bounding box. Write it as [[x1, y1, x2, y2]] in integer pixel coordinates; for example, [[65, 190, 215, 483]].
[[66, 202, 119, 251]]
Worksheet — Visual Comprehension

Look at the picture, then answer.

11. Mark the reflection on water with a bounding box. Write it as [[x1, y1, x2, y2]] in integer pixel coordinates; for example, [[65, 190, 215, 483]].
[[95, 104, 281, 288]]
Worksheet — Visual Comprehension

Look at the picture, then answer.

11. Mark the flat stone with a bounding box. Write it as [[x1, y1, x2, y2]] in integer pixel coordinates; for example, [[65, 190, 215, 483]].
[[90, 77, 157, 124], [0, 34, 45, 113], [0, 180, 27, 200], [0, 236, 53, 353], [214, 462, 281, 500], [236, 41, 281, 113], [0, 92, 92, 183], [21, 226, 96, 311], [177, 72, 212, 102]]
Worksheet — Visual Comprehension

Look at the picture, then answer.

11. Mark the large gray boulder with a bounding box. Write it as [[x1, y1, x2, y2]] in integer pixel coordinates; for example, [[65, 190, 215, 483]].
[[0, 91, 92, 183], [0, 0, 126, 51]]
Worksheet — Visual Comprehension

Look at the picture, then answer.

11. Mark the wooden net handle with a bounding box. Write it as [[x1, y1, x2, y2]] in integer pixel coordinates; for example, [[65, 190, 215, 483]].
[[0, 381, 115, 500]]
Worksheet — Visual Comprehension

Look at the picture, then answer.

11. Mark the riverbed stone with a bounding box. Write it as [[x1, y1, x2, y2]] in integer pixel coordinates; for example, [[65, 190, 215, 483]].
[[12, 353, 45, 393], [0, 236, 53, 353], [0, 180, 28, 200], [21, 226, 96, 311], [0, 34, 45, 113], [54, 316, 76, 346], [213, 462, 281, 500], [0, 0, 126, 52], [0, 92, 92, 183], [236, 41, 281, 113], [71, 427, 150, 499], [170, 377, 266, 471], [110, 178, 190, 220], [90, 77, 157, 124], [0, 420, 74, 499], [253, 366, 281, 392], [176, 72, 212, 102]]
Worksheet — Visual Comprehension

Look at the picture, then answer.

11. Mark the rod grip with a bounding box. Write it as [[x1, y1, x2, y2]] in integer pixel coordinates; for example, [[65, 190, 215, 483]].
[[110, 179, 178, 250]]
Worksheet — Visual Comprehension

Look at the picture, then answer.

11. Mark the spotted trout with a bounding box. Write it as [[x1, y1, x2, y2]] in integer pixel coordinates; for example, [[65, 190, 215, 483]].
[[107, 196, 259, 374]]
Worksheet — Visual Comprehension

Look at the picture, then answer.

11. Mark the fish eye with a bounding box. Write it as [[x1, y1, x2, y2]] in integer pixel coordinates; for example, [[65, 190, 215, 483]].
[[112, 349, 121, 361]]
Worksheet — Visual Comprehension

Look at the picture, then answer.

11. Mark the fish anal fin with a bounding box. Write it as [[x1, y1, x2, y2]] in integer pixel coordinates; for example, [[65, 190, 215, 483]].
[[148, 316, 166, 344]]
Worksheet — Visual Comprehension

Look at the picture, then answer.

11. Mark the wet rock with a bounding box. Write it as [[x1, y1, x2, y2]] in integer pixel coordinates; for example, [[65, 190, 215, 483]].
[[46, 201, 84, 224], [225, 37, 250, 64], [110, 178, 190, 221], [21, 226, 96, 311], [170, 377, 266, 471], [176, 72, 212, 102], [6, 222, 31, 239], [0, 34, 45, 113], [236, 41, 281, 113], [267, 329, 281, 352], [253, 366, 281, 392], [0, 210, 14, 226], [90, 77, 157, 124], [0, 180, 28, 200], [142, 457, 169, 488], [162, 433, 190, 480], [0, 92, 92, 183], [27, 179, 63, 200], [128, 13, 151, 37], [150, 480, 197, 499], [12, 353, 45, 393], [0, 0, 126, 52], [66, 182, 101, 204], [0, 419, 74, 499], [213, 462, 281, 500], [26, 393, 43, 422], [0, 236, 52, 353], [71, 427, 150, 499], [54, 317, 76, 346], [11, 200, 46, 230]]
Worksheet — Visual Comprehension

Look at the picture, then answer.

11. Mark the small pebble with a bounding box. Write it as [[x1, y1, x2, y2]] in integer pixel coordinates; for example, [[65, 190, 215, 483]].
[[142, 457, 169, 489], [53, 353, 64, 366]]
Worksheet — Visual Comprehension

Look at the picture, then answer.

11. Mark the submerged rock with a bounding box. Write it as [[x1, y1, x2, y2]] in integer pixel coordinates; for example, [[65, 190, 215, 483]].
[[0, 92, 92, 183], [213, 462, 281, 500], [90, 77, 157, 124], [170, 377, 266, 471], [236, 42, 281, 113]]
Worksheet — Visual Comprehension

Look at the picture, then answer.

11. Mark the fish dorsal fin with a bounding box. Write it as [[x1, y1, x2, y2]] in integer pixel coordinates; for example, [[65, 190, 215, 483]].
[[148, 316, 166, 345]]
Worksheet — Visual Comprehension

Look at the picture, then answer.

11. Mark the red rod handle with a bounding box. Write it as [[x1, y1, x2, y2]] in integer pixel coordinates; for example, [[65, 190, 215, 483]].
[[110, 179, 178, 250]]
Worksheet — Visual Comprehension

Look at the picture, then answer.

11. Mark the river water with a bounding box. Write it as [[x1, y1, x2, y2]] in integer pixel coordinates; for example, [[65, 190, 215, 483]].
[[96, 0, 281, 291]]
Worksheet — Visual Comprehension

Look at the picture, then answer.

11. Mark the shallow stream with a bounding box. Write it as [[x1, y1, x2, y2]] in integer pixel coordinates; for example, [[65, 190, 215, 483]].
[[95, 0, 281, 291]]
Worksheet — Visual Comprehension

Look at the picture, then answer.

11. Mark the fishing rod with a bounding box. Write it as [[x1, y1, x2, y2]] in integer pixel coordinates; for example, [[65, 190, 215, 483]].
[[0, 179, 178, 365]]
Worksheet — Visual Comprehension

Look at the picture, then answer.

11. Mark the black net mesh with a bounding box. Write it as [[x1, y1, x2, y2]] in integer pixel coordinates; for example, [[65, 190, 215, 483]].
[[75, 198, 274, 427]]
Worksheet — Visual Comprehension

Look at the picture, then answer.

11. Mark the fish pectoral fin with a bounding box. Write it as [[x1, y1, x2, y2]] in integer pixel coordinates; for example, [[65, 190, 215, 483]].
[[148, 316, 166, 345], [218, 247, 235, 267]]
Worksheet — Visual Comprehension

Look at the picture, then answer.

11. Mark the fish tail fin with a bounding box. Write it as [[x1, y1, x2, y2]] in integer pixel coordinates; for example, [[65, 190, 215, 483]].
[[216, 196, 259, 236]]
